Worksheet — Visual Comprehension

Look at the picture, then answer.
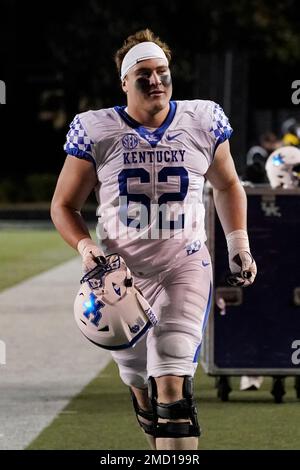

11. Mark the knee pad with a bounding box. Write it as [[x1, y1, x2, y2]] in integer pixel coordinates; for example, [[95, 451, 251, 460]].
[[130, 389, 155, 436], [156, 333, 194, 359], [148, 376, 201, 438]]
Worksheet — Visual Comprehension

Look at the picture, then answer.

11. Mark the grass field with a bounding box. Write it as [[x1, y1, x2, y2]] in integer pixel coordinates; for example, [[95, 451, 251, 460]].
[[27, 362, 300, 450], [0, 228, 76, 291], [2, 228, 300, 450]]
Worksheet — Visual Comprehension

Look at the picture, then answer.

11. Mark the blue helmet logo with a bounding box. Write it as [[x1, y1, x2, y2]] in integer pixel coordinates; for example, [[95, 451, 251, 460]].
[[272, 153, 285, 166]]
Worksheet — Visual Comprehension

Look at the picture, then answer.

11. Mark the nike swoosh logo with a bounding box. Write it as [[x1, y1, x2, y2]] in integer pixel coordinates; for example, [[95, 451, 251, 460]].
[[166, 132, 182, 141], [202, 261, 210, 267]]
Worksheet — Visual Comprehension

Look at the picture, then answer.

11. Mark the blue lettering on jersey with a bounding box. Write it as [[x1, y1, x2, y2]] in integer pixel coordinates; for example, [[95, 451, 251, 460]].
[[118, 167, 189, 230], [118, 168, 151, 229], [123, 150, 185, 165], [158, 167, 189, 229]]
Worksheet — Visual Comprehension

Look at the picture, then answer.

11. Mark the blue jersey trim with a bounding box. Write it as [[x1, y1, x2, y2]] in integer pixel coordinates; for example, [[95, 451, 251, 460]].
[[193, 282, 212, 363], [114, 101, 177, 148], [213, 128, 233, 156], [66, 148, 96, 170]]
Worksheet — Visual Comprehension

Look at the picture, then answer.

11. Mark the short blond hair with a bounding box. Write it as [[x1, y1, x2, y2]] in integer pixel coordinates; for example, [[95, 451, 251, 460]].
[[114, 29, 172, 76]]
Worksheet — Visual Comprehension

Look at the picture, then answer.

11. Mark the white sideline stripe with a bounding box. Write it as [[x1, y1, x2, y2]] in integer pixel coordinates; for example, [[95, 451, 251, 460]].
[[0, 258, 111, 450]]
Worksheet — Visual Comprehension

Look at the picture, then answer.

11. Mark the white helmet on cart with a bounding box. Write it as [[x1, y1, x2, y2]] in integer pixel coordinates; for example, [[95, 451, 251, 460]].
[[265, 146, 300, 188]]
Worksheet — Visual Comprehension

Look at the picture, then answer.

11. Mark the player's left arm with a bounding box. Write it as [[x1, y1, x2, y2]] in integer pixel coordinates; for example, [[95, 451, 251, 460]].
[[205, 140, 246, 233], [205, 140, 257, 287]]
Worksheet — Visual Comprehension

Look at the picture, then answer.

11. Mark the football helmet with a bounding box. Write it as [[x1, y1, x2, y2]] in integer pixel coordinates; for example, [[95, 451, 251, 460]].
[[74, 253, 158, 350], [265, 146, 300, 188]]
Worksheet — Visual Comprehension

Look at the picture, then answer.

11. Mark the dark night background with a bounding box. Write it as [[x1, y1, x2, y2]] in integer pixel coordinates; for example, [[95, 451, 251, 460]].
[[0, 0, 299, 202]]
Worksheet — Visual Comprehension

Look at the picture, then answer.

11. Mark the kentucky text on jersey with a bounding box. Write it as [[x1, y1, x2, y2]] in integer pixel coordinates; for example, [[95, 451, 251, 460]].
[[123, 149, 186, 164]]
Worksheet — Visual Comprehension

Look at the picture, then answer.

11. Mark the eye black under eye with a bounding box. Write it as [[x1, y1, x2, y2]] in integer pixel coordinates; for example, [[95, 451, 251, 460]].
[[137, 71, 150, 77]]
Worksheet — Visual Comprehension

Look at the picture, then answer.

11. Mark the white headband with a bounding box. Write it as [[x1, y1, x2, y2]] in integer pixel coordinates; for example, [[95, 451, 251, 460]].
[[120, 41, 168, 81]]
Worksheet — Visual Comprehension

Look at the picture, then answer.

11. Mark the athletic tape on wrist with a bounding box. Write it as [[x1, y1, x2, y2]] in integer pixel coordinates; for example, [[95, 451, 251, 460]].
[[226, 230, 250, 257]]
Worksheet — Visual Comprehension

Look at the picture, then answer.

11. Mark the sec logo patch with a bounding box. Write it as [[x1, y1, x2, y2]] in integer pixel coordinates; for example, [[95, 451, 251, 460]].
[[122, 134, 139, 150]]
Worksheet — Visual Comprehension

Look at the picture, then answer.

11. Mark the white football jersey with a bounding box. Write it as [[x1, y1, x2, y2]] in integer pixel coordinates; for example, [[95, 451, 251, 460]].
[[64, 100, 232, 275]]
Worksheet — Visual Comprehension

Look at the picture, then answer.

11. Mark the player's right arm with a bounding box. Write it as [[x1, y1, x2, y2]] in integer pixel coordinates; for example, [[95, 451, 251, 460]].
[[51, 155, 97, 249], [51, 156, 105, 270]]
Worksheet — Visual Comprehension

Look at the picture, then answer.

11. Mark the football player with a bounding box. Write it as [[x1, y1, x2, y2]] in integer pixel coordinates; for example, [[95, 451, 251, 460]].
[[51, 29, 257, 450]]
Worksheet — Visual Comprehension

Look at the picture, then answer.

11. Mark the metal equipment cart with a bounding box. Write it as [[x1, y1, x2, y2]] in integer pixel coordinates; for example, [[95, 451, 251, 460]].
[[201, 185, 300, 403]]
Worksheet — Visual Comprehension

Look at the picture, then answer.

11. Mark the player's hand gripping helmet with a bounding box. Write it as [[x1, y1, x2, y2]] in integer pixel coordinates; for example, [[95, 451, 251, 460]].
[[265, 146, 300, 188], [74, 253, 158, 350]]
